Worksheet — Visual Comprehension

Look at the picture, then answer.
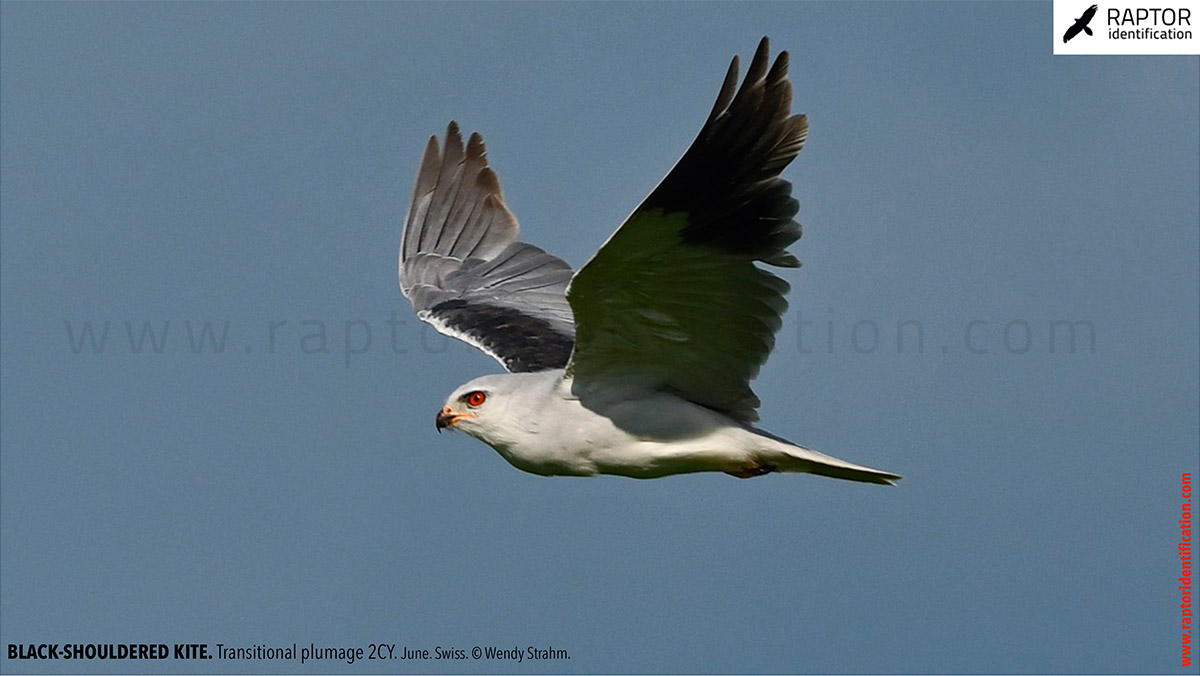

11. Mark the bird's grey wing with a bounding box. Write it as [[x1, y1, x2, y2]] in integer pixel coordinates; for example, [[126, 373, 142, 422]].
[[566, 38, 807, 422], [399, 122, 575, 373]]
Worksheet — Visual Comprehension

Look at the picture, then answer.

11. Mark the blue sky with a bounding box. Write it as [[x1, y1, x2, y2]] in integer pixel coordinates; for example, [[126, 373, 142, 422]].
[[1, 2, 1197, 674]]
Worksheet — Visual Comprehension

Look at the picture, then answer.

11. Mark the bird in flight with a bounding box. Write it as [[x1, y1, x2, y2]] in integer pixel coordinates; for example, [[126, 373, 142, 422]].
[[398, 38, 900, 484], [1063, 4, 1098, 43]]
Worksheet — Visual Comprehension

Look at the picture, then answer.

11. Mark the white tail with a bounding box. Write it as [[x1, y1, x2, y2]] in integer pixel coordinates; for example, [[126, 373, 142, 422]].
[[754, 430, 901, 485]]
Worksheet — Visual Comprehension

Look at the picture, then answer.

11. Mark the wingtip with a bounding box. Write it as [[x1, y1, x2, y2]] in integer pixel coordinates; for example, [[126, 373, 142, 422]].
[[417, 133, 442, 182], [749, 36, 771, 79], [466, 130, 487, 160], [767, 48, 789, 83], [443, 121, 465, 159], [422, 134, 440, 161], [477, 166, 503, 198], [791, 114, 810, 151], [707, 54, 741, 125]]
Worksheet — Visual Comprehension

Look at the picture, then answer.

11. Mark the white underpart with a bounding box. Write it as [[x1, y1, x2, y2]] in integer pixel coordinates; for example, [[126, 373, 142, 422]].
[[445, 370, 898, 483]]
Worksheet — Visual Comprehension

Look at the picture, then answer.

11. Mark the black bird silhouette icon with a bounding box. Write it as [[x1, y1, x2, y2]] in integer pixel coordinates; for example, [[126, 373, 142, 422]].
[[1063, 4, 1099, 42]]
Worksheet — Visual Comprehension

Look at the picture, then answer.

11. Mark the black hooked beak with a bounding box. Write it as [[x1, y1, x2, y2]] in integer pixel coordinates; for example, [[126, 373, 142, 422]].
[[435, 408, 455, 433]]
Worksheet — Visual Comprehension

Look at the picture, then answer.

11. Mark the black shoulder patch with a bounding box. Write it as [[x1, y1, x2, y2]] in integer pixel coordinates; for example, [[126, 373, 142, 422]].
[[429, 299, 575, 373]]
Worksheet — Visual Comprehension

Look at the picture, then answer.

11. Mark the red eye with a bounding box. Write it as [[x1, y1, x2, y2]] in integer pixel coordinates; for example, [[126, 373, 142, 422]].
[[465, 391, 487, 408]]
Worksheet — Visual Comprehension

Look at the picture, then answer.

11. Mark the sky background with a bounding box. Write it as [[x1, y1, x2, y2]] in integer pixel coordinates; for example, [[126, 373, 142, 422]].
[[1, 2, 1197, 674]]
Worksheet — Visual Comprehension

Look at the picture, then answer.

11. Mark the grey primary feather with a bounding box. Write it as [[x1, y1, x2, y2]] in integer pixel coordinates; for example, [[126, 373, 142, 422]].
[[399, 122, 575, 372]]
